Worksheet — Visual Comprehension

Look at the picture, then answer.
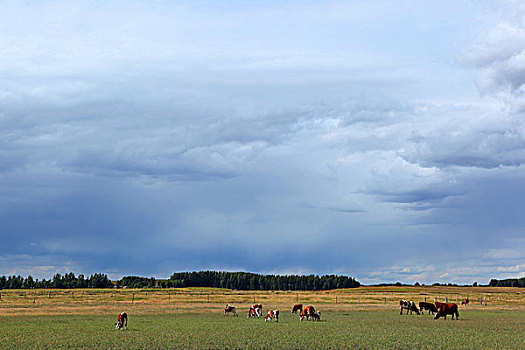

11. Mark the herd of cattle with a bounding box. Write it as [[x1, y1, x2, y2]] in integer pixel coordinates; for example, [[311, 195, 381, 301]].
[[115, 298, 467, 329], [223, 303, 321, 322], [400, 299, 463, 320]]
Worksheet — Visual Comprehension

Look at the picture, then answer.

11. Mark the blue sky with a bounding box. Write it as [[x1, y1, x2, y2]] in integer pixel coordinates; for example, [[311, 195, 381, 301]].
[[1, 0, 524, 284]]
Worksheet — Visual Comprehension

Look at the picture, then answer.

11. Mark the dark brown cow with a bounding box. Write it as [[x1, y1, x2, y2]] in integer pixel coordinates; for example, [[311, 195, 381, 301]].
[[224, 304, 238, 316], [434, 302, 459, 320], [291, 303, 303, 314], [312, 311, 321, 321], [300, 305, 315, 321], [115, 312, 127, 330], [419, 302, 438, 315]]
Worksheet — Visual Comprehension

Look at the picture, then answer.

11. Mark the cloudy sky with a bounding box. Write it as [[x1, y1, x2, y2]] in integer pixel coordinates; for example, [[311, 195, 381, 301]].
[[1, 0, 524, 284]]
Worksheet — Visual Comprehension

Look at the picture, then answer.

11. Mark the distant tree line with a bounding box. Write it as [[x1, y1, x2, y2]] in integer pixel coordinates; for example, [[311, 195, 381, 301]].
[[488, 277, 525, 287], [168, 271, 360, 290], [0, 271, 360, 290], [0, 273, 113, 289], [117, 276, 156, 288]]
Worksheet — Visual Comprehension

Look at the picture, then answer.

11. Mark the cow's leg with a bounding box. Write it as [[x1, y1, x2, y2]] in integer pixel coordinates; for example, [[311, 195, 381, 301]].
[[400, 306, 403, 315]]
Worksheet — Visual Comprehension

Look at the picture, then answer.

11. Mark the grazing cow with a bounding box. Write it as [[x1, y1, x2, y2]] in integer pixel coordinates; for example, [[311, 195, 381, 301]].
[[265, 309, 279, 322], [312, 311, 321, 321], [461, 298, 469, 305], [419, 302, 438, 315], [434, 302, 459, 320], [291, 303, 303, 314], [300, 305, 315, 321], [115, 312, 127, 330], [253, 304, 263, 315], [399, 300, 420, 315], [248, 304, 262, 318], [224, 304, 238, 316]]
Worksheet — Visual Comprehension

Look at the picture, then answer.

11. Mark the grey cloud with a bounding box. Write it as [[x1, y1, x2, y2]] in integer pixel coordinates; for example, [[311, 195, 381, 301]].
[[2, 0, 525, 285], [367, 187, 465, 209]]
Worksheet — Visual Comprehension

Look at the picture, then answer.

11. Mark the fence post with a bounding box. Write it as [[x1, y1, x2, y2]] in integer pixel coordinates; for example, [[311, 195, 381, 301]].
[[33, 292, 37, 304], [384, 297, 386, 305], [336, 295, 338, 304], [358, 297, 360, 305], [168, 293, 171, 303], [296, 293, 298, 302], [207, 294, 210, 303], [132, 293, 134, 304]]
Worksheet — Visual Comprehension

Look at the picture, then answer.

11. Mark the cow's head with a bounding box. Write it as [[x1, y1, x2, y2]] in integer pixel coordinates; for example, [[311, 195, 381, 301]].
[[434, 309, 443, 319]]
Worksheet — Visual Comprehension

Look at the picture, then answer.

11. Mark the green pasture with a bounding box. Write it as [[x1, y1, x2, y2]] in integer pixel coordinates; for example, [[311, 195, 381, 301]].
[[1, 310, 523, 349]]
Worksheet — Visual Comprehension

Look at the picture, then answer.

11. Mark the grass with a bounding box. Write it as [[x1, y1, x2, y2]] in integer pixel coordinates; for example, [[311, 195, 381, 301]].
[[0, 286, 523, 349], [1, 310, 524, 349]]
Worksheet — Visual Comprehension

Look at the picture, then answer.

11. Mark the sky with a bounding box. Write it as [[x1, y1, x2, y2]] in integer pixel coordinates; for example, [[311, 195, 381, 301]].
[[1, 0, 524, 284]]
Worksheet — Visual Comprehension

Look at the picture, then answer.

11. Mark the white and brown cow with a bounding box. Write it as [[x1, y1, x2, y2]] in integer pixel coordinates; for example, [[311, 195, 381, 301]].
[[399, 300, 420, 315], [300, 305, 315, 321], [224, 304, 238, 316], [248, 304, 262, 318], [265, 309, 279, 322], [115, 312, 127, 330]]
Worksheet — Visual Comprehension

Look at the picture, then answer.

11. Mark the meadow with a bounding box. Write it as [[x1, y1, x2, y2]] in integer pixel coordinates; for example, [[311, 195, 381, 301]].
[[0, 286, 523, 349]]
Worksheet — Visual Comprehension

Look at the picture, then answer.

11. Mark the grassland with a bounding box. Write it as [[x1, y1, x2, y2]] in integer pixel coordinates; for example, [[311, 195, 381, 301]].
[[0, 286, 523, 349]]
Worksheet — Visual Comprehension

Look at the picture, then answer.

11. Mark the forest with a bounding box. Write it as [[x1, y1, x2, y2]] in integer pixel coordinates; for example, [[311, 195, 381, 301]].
[[0, 271, 360, 290]]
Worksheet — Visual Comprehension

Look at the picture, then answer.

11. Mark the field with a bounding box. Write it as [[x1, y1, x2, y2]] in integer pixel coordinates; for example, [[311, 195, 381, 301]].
[[0, 286, 524, 349]]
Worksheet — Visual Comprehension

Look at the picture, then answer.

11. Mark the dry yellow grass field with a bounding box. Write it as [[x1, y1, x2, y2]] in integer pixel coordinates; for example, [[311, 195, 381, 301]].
[[1, 285, 523, 316]]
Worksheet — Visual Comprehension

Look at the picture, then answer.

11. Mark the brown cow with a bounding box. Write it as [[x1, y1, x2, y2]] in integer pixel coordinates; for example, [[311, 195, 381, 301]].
[[419, 302, 438, 315], [265, 309, 279, 322], [224, 304, 238, 316], [248, 304, 263, 318], [434, 302, 459, 320], [300, 305, 315, 321], [115, 312, 127, 330], [291, 303, 303, 314], [312, 311, 321, 321]]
